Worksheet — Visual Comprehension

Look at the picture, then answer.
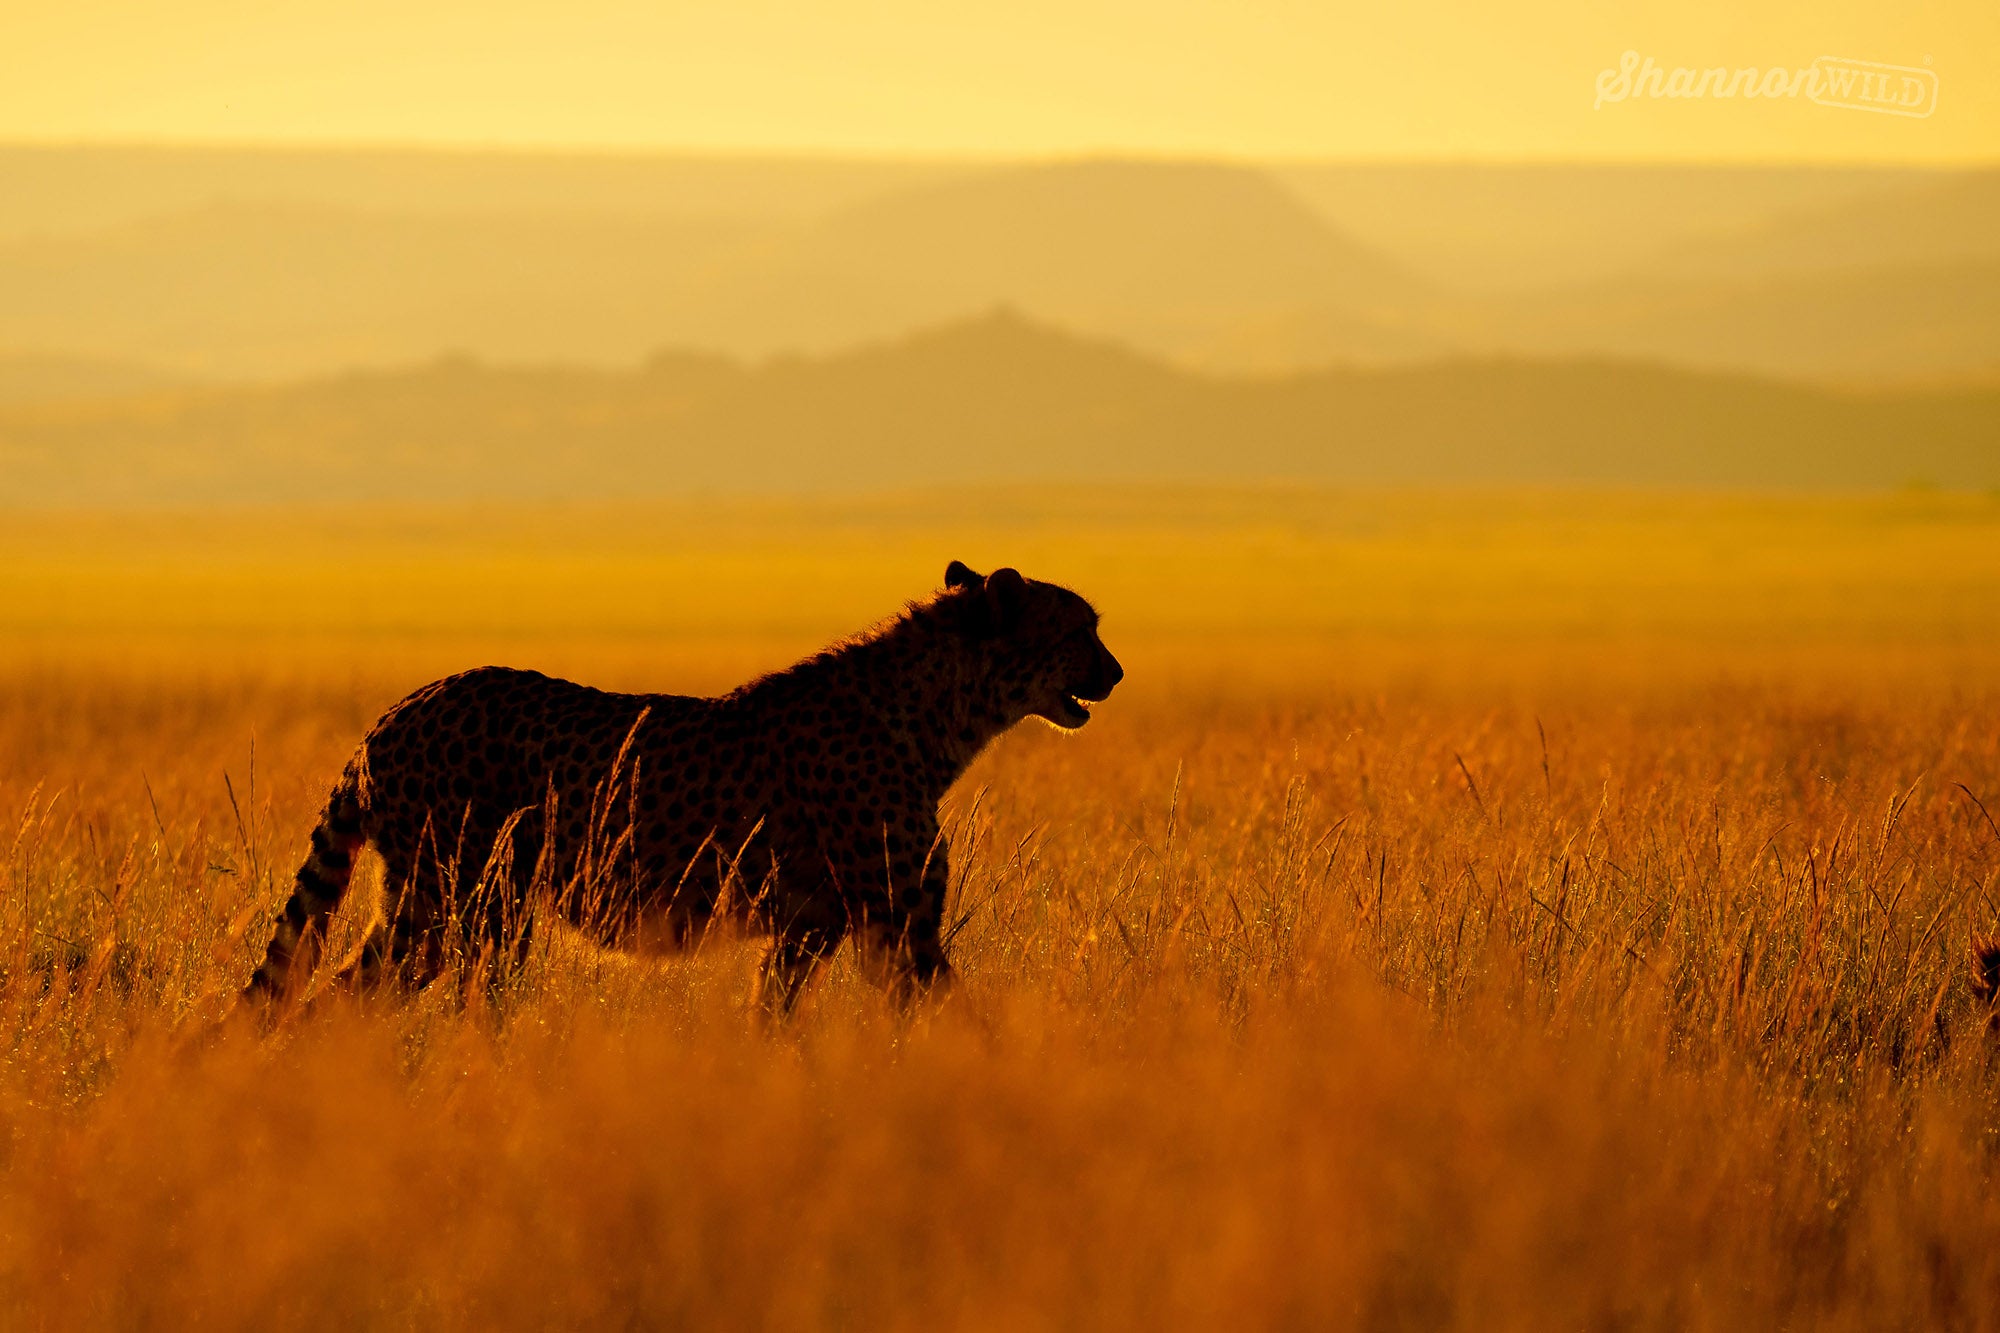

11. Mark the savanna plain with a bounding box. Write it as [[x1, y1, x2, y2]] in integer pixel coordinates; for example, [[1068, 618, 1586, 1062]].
[[3, 488, 2000, 1329]]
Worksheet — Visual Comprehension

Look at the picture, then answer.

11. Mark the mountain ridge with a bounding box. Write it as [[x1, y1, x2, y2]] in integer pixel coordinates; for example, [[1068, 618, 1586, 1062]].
[[4, 311, 1992, 507], [5, 151, 1995, 383]]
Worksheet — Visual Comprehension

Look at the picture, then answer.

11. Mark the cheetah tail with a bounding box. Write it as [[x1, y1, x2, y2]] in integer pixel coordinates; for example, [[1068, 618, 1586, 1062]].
[[242, 768, 368, 1003]]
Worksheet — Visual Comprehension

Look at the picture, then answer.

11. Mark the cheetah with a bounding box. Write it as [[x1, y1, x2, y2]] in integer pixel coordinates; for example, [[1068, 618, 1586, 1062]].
[[243, 562, 1122, 1014]]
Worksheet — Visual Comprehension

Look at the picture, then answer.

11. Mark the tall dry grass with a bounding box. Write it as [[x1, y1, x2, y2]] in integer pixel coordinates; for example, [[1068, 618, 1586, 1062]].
[[2, 491, 1999, 1328]]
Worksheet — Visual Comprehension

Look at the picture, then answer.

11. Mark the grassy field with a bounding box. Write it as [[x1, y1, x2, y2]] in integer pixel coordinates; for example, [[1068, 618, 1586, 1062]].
[[3, 488, 2000, 1329]]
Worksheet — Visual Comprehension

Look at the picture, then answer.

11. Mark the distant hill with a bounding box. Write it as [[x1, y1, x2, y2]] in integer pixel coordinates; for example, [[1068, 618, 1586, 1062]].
[[3, 311, 1992, 507], [1439, 171, 2000, 380], [7, 145, 1935, 294], [785, 158, 1418, 318], [661, 159, 1426, 367], [0, 202, 777, 375], [3, 147, 2000, 384], [1647, 172, 2000, 281], [0, 143, 956, 240], [1410, 171, 2000, 380], [0, 159, 1422, 378], [1, 146, 1997, 385], [1466, 260, 2000, 382], [0, 352, 187, 405], [1274, 163, 1941, 291]]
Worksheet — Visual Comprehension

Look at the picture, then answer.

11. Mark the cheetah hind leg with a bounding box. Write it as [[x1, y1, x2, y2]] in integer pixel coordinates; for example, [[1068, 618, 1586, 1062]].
[[326, 813, 538, 1000], [320, 840, 455, 999], [325, 885, 536, 999], [753, 928, 842, 1022], [325, 910, 451, 997]]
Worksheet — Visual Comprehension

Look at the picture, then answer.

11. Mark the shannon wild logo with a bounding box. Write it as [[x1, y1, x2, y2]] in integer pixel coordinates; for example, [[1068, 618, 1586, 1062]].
[[1593, 52, 1938, 118]]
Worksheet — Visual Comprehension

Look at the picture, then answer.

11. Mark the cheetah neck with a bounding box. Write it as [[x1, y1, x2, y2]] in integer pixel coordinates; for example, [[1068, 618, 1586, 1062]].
[[850, 617, 1017, 790], [764, 601, 1019, 799]]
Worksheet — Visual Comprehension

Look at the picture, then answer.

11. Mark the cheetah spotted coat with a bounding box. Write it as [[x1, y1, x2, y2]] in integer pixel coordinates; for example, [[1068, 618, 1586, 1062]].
[[244, 562, 1122, 1013]]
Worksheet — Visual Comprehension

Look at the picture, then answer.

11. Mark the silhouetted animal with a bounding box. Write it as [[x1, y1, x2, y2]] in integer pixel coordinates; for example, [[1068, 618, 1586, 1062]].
[[243, 562, 1122, 1014]]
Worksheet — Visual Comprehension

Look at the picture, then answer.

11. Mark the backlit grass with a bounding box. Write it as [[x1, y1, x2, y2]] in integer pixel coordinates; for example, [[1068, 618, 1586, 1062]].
[[2, 489, 1998, 1329]]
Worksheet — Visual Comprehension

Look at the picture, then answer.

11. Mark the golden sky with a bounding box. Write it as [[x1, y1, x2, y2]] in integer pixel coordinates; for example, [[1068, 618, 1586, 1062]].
[[1, 0, 1993, 161]]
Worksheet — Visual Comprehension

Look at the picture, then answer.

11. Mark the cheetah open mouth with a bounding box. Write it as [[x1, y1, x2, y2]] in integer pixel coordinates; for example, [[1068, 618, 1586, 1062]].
[[1043, 677, 1115, 731]]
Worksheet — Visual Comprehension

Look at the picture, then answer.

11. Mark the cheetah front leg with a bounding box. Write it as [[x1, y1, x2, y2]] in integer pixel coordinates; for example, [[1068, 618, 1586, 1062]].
[[850, 835, 957, 1006]]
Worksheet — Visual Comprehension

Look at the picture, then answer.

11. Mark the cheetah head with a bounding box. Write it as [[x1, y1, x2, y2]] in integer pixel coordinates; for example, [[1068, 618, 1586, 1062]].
[[945, 560, 1123, 730]]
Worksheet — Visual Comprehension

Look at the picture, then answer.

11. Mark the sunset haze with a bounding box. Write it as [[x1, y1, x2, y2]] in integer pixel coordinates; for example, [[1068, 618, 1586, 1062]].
[[2, 0, 1993, 161]]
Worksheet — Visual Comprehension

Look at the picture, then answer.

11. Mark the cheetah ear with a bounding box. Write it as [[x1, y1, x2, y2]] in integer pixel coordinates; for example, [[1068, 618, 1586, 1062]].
[[945, 560, 983, 590], [985, 567, 1026, 629]]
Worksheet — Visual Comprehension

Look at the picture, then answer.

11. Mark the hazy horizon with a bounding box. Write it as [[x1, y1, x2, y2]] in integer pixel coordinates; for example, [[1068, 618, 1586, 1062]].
[[4, 7, 1996, 496], [4, 146, 1995, 389], [6, 136, 1993, 165]]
